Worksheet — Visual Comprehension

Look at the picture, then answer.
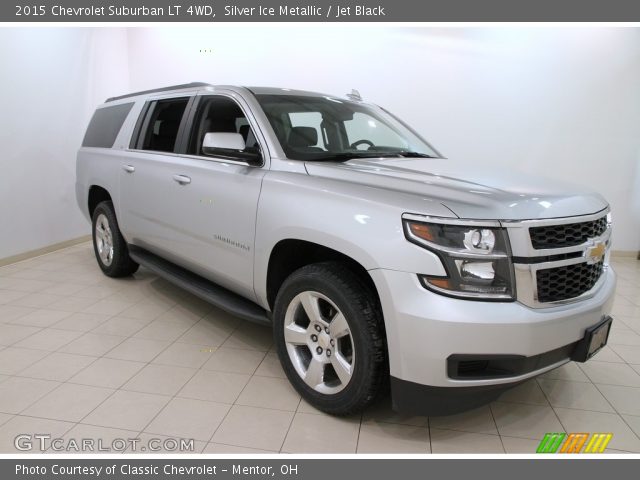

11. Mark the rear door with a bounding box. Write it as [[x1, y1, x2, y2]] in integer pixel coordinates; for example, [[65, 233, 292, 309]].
[[118, 95, 194, 258]]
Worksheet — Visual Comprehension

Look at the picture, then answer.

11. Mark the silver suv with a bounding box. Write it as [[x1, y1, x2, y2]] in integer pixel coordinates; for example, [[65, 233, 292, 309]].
[[76, 82, 616, 415]]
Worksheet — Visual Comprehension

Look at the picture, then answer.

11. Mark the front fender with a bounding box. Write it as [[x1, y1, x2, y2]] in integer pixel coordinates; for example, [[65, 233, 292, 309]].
[[253, 171, 450, 308]]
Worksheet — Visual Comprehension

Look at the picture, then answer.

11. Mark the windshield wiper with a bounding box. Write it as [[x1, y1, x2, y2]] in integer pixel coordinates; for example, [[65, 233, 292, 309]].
[[303, 151, 437, 162], [304, 152, 401, 162], [395, 151, 437, 158]]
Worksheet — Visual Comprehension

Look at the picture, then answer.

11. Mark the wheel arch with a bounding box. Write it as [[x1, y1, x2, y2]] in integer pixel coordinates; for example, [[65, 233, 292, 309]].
[[88, 185, 113, 219], [264, 238, 381, 313]]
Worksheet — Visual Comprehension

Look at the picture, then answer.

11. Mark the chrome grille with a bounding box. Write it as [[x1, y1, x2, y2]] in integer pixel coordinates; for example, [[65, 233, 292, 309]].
[[536, 261, 605, 303], [529, 216, 608, 249], [509, 210, 611, 308]]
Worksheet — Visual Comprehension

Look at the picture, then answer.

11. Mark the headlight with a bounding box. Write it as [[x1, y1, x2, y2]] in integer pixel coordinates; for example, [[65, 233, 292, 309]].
[[404, 219, 515, 301]]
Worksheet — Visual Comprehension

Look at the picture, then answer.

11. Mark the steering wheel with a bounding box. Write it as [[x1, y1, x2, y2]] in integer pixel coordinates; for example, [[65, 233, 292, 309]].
[[350, 139, 375, 150]]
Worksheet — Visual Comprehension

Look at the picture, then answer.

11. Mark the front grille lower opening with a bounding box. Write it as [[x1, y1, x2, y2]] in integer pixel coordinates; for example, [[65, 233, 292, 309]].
[[451, 359, 517, 379], [456, 360, 491, 377], [448, 342, 578, 380]]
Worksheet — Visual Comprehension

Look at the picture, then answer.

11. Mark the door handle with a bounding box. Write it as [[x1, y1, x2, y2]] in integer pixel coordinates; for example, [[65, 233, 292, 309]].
[[122, 164, 135, 173], [172, 174, 191, 185]]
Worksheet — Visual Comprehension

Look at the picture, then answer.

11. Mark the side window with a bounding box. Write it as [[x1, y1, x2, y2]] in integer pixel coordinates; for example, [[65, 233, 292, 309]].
[[82, 102, 134, 148], [188, 96, 259, 157], [139, 98, 189, 152]]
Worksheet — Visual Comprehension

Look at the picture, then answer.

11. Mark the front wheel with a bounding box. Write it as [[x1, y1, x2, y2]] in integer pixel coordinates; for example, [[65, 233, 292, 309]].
[[91, 200, 139, 278], [273, 262, 386, 415]]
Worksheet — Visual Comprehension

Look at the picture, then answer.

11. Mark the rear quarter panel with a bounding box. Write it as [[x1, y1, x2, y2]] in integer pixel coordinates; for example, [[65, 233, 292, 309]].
[[75, 100, 145, 229]]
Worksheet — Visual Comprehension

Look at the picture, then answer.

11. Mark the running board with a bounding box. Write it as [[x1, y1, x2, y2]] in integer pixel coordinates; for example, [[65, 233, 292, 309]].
[[128, 245, 270, 326]]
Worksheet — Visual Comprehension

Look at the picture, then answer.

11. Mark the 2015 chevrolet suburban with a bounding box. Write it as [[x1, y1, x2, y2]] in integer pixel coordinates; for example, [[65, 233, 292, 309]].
[[76, 82, 616, 415]]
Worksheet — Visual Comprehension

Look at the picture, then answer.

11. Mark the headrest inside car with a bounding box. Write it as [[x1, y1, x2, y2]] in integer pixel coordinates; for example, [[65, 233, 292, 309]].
[[288, 126, 318, 148]]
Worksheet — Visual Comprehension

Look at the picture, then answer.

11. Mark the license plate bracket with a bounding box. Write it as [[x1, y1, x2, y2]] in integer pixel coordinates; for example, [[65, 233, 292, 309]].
[[572, 316, 613, 363]]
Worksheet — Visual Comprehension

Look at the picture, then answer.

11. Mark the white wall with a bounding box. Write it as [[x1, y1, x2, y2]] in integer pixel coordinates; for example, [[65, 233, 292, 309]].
[[0, 28, 129, 259], [1, 27, 638, 260], [126, 26, 640, 252]]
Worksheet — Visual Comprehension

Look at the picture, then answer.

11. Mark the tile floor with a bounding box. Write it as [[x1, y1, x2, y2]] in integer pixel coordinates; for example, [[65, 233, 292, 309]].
[[0, 243, 639, 454]]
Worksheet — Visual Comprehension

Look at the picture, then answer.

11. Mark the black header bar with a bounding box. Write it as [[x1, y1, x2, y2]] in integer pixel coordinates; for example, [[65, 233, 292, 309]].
[[4, 0, 640, 22]]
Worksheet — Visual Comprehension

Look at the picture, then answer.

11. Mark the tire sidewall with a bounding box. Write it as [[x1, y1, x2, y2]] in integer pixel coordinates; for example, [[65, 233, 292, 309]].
[[91, 202, 124, 276]]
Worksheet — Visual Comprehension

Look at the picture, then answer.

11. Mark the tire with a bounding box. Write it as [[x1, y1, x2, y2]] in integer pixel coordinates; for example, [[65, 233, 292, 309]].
[[91, 200, 139, 278], [273, 262, 386, 415]]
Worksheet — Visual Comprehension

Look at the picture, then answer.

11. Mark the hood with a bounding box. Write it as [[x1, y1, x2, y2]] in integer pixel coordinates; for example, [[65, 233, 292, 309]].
[[304, 158, 608, 220]]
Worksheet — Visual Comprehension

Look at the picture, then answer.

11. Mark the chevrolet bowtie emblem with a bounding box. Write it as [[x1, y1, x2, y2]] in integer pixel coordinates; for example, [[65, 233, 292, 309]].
[[586, 241, 606, 264]]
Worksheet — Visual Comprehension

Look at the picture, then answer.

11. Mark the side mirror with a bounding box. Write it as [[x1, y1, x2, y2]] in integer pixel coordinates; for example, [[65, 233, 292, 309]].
[[202, 132, 262, 166], [203, 132, 245, 151]]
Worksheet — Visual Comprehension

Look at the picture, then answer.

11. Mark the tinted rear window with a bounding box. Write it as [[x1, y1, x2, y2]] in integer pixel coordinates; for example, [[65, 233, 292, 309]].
[[82, 102, 134, 148]]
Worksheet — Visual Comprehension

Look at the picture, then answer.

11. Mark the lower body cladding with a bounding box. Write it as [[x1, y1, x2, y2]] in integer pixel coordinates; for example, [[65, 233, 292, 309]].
[[370, 267, 616, 415]]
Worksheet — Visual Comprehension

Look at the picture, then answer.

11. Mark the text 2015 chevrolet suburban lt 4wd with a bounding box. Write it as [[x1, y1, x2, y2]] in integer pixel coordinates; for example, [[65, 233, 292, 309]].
[[76, 83, 616, 415]]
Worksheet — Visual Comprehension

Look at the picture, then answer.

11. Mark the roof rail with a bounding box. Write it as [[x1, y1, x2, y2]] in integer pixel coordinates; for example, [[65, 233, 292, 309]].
[[105, 82, 212, 103]]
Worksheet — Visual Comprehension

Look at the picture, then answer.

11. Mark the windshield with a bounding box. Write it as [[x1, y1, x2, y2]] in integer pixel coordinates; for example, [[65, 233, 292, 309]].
[[255, 94, 442, 161]]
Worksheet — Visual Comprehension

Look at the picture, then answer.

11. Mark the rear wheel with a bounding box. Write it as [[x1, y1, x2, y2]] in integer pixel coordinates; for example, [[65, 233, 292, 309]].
[[273, 262, 386, 415], [91, 201, 138, 277]]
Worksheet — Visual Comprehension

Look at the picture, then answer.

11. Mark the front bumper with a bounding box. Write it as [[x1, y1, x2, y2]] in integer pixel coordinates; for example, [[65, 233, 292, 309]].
[[369, 266, 616, 413]]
